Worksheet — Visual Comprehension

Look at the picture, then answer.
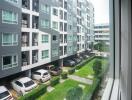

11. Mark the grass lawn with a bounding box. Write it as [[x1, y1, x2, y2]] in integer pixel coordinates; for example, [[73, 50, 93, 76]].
[[74, 58, 108, 79], [37, 79, 89, 100]]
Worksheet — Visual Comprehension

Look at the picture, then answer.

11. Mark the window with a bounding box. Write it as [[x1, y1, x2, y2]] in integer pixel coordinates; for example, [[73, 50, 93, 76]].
[[42, 50, 49, 59], [40, 4, 50, 14], [53, 8, 58, 16], [64, 12, 67, 20], [5, 0, 18, 4], [59, 22, 63, 31], [2, 55, 18, 70], [15, 81, 23, 87], [41, 20, 50, 28], [53, 35, 57, 41], [64, 1, 67, 9], [52, 48, 58, 57], [2, 10, 18, 24], [59, 10, 63, 19], [52, 21, 58, 29], [2, 33, 18, 46], [68, 46, 72, 52], [42, 35, 49, 43], [64, 23, 67, 32]]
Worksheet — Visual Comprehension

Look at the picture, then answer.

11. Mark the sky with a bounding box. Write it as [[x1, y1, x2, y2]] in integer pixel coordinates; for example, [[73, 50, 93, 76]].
[[90, 0, 109, 24]]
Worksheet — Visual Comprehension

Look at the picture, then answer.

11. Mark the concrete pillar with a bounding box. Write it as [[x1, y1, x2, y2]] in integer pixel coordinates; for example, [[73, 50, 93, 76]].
[[25, 69, 31, 78], [58, 59, 63, 67]]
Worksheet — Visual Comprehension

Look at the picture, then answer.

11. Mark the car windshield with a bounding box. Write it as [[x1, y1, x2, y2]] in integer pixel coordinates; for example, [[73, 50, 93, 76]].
[[0, 91, 10, 99], [43, 72, 48, 76], [24, 80, 34, 87]]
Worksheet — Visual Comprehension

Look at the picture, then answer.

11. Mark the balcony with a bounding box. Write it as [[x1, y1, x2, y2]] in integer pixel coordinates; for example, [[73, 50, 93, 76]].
[[32, 0, 39, 12], [64, 46, 67, 55], [22, 51, 30, 66], [59, 46, 63, 56], [32, 33, 38, 46], [21, 32, 29, 47], [64, 34, 67, 43], [32, 50, 38, 64], [22, 13, 30, 28], [32, 16, 39, 29], [22, 0, 30, 10]]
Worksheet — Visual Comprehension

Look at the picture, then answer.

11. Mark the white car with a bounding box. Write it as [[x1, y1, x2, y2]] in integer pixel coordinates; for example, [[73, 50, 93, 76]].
[[0, 86, 13, 100], [11, 77, 37, 95], [32, 69, 51, 82]]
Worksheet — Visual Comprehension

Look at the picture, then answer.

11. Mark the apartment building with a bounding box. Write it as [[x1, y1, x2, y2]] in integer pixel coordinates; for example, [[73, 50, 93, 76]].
[[94, 23, 110, 45], [0, 0, 94, 79]]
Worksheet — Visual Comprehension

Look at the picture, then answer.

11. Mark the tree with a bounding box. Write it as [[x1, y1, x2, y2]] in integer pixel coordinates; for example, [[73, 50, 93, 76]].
[[93, 60, 102, 77], [66, 86, 83, 100], [89, 42, 94, 51], [94, 41, 109, 52]]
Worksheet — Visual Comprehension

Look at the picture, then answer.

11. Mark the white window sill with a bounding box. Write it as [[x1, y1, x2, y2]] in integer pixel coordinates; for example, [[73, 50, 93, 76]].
[[101, 78, 119, 100]]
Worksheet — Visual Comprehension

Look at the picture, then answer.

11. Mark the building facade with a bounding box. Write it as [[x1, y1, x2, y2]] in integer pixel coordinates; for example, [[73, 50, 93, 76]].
[[94, 23, 110, 45], [0, 0, 94, 79]]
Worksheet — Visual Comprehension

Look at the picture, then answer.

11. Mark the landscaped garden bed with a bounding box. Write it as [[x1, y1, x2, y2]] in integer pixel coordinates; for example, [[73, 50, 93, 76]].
[[19, 56, 109, 100]]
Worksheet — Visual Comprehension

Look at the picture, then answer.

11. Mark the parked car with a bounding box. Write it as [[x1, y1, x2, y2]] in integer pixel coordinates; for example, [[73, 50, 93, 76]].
[[84, 55, 89, 59], [0, 86, 13, 100], [32, 69, 51, 82], [11, 77, 37, 95], [63, 60, 76, 67], [78, 56, 83, 61], [45, 65, 62, 76], [72, 58, 81, 64]]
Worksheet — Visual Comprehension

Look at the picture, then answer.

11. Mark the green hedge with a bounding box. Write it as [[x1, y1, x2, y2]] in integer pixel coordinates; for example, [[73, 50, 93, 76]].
[[83, 79, 100, 100], [61, 72, 68, 79], [66, 86, 83, 100], [75, 56, 95, 70], [19, 84, 47, 100], [50, 76, 60, 86], [68, 67, 76, 74]]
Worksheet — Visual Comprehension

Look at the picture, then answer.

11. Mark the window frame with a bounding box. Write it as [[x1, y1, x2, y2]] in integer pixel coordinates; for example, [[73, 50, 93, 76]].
[[2, 10, 18, 24], [41, 50, 49, 59], [2, 33, 18, 46], [2, 54, 18, 70], [42, 34, 49, 43]]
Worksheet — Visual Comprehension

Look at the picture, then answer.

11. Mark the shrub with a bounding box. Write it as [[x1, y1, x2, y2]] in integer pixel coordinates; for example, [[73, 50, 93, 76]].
[[76, 65, 82, 70], [93, 59, 102, 77], [76, 56, 95, 70], [66, 86, 83, 100], [19, 84, 47, 100], [68, 67, 76, 74], [61, 72, 68, 79], [50, 76, 60, 86], [82, 79, 100, 100]]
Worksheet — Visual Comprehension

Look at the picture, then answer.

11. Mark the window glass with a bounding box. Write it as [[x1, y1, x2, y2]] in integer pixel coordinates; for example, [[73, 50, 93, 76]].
[[15, 81, 23, 87], [42, 35, 49, 43], [34, 72, 41, 75], [53, 8, 58, 16], [52, 21, 58, 29], [41, 4, 50, 14], [53, 35, 57, 41], [2, 55, 18, 70], [41, 20, 50, 28], [42, 50, 49, 59], [24, 80, 34, 87], [52, 48, 58, 57], [2, 10, 18, 24], [2, 33, 18, 46], [0, 91, 10, 99]]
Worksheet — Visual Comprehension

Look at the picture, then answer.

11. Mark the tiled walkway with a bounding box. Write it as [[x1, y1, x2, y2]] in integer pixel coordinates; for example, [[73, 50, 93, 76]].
[[68, 75, 93, 85]]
